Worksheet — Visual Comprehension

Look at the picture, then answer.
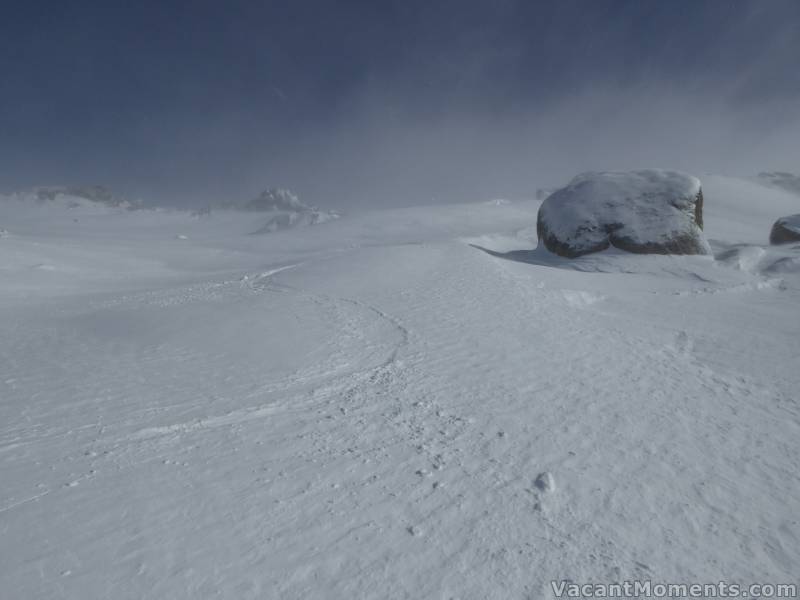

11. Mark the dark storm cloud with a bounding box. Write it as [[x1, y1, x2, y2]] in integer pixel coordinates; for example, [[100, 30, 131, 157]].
[[1, 0, 799, 207]]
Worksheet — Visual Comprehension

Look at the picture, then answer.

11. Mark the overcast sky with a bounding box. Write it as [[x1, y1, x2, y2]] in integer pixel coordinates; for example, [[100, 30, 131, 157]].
[[2, 0, 799, 207]]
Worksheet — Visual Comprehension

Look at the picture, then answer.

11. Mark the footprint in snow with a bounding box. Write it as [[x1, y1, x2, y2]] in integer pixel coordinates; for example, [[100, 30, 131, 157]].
[[534, 471, 555, 493], [673, 330, 694, 354]]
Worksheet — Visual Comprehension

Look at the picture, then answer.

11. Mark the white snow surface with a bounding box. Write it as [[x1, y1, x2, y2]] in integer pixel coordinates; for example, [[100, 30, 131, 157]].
[[1, 178, 799, 599], [539, 169, 708, 252]]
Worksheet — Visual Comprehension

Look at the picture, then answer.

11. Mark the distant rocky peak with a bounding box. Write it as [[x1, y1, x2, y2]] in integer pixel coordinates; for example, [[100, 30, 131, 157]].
[[244, 188, 311, 212]]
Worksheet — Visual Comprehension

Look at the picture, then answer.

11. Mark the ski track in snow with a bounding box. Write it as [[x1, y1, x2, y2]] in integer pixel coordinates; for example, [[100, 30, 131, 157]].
[[1, 188, 799, 599], [120, 264, 410, 446]]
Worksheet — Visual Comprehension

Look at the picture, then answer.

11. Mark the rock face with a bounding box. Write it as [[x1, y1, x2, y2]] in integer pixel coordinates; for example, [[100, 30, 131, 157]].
[[769, 214, 800, 245], [537, 170, 710, 258]]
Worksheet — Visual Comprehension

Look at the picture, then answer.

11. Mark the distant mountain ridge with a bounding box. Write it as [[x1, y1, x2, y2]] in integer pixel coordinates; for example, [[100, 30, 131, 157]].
[[6, 185, 139, 209], [1, 185, 339, 234], [757, 172, 800, 196]]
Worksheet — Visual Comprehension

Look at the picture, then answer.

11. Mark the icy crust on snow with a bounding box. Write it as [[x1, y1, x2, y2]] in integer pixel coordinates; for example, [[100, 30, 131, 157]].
[[770, 214, 800, 245], [538, 170, 709, 258]]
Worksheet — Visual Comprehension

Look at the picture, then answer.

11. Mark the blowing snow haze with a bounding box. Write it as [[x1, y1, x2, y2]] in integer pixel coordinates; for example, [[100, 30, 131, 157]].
[[1, 0, 799, 207], [3, 2, 800, 598]]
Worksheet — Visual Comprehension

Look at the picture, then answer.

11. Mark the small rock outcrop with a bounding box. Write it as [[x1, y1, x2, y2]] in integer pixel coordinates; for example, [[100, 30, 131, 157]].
[[769, 214, 800, 245], [243, 188, 308, 212], [244, 188, 339, 234], [537, 170, 710, 258]]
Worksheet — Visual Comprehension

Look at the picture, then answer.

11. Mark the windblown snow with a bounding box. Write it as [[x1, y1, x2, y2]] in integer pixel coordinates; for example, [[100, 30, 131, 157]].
[[0, 176, 798, 599]]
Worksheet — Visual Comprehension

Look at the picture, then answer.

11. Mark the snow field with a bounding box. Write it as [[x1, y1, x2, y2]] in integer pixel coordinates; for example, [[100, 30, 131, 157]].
[[1, 177, 798, 598]]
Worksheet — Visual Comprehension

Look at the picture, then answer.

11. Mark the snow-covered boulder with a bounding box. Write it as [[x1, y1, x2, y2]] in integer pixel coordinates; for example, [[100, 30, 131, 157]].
[[537, 170, 710, 258], [769, 214, 800, 245]]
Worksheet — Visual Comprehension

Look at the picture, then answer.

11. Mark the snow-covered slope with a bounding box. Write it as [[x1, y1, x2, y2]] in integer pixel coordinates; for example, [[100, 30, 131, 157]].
[[0, 179, 798, 599]]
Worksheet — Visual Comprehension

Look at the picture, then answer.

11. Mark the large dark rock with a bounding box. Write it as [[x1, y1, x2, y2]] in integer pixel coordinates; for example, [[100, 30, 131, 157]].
[[769, 214, 800, 245], [537, 170, 710, 258]]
